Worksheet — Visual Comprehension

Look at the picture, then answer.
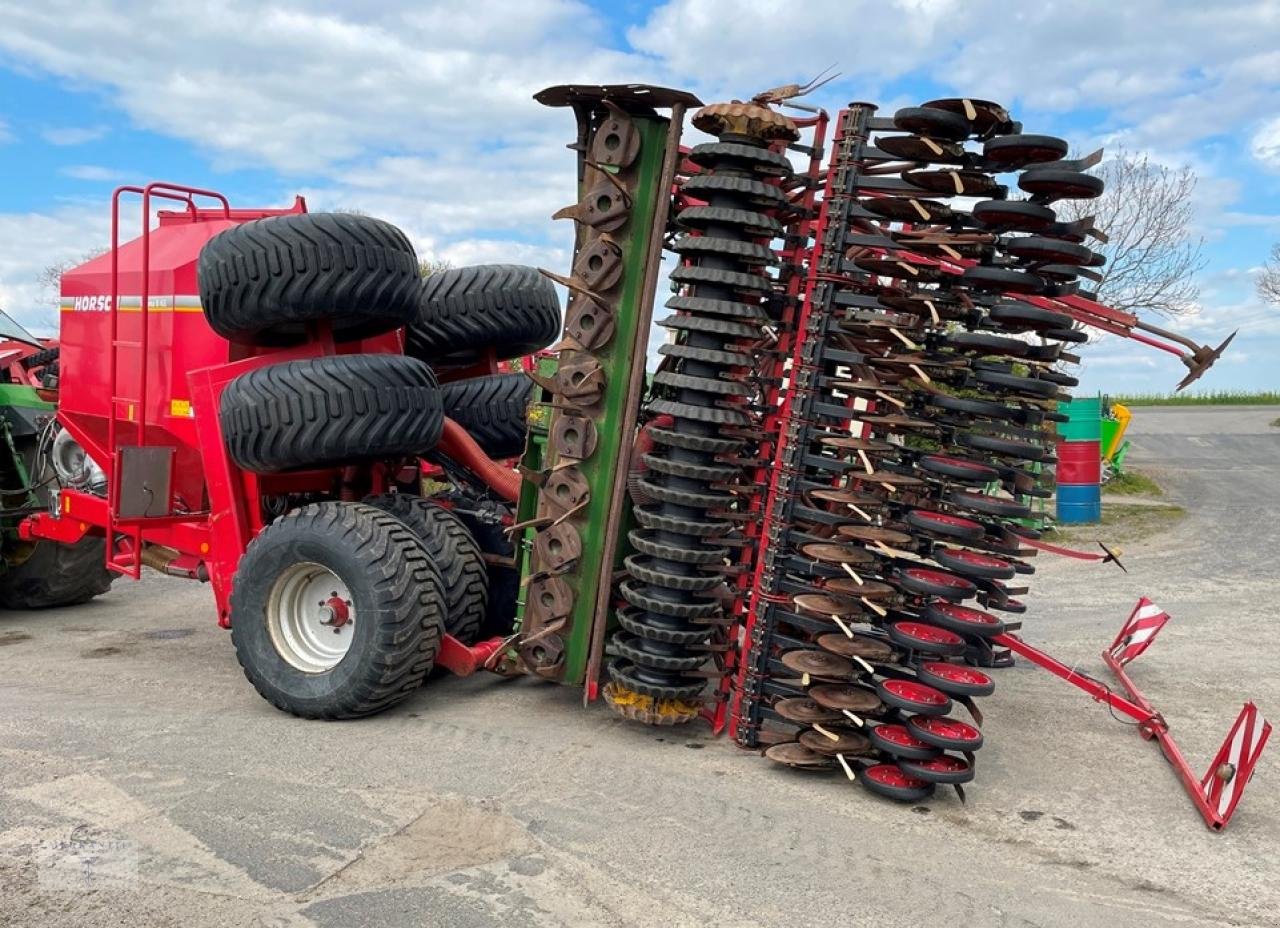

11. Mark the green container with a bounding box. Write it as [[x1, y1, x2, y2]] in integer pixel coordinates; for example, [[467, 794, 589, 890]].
[[1099, 417, 1121, 460], [1056, 396, 1101, 442]]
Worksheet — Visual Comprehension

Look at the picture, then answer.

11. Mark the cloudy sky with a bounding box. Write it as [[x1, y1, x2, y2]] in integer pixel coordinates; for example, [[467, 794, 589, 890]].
[[0, 0, 1277, 394]]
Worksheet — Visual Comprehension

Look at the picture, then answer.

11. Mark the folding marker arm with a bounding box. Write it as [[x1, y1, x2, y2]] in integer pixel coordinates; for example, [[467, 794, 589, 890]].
[[994, 599, 1270, 830]]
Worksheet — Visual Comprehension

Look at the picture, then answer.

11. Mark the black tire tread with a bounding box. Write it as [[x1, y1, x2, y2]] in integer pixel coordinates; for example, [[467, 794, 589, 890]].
[[198, 213, 420, 345], [220, 354, 443, 474], [0, 536, 114, 609], [408, 264, 561, 365], [230, 502, 444, 719], [440, 373, 532, 459], [363, 494, 487, 645]]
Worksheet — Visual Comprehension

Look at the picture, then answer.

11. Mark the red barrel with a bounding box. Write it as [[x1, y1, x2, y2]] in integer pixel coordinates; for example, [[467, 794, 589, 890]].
[[1055, 440, 1101, 484]]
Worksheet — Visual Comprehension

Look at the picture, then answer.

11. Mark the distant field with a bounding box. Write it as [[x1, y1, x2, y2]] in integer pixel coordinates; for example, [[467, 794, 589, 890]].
[[1109, 390, 1280, 407]]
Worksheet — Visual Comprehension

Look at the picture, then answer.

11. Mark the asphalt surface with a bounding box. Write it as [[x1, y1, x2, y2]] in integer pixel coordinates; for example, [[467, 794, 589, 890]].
[[1, 405, 1277, 927]]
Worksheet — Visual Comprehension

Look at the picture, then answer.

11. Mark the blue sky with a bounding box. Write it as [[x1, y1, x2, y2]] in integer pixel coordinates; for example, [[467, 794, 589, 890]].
[[1, 0, 1277, 394]]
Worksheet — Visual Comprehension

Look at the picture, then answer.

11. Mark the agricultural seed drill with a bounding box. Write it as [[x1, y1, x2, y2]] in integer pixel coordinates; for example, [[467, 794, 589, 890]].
[[8, 84, 1265, 827]]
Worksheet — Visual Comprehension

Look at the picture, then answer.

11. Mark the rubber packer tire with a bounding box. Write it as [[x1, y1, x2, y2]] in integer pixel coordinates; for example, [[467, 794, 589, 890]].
[[229, 502, 445, 719], [363, 494, 487, 645], [440, 493, 520, 639], [197, 213, 420, 346], [440, 373, 532, 459], [220, 354, 443, 474], [408, 264, 561, 366]]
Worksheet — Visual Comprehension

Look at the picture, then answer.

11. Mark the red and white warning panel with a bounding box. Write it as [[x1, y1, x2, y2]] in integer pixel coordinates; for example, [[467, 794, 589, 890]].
[[1107, 597, 1170, 666], [1201, 704, 1271, 827]]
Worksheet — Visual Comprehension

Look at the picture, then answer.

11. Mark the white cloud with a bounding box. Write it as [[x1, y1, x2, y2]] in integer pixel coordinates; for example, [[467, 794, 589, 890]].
[[40, 125, 109, 146], [0, 118, 12, 144], [0, 203, 111, 333], [59, 164, 126, 181], [1251, 116, 1280, 170], [0, 0, 653, 174]]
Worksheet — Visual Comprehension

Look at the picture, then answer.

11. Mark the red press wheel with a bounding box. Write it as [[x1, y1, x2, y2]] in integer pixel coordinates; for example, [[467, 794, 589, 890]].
[[896, 567, 978, 602], [876, 678, 953, 717], [888, 621, 967, 656], [905, 510, 985, 542], [987, 301, 1071, 332], [858, 763, 937, 802], [869, 723, 941, 761], [925, 601, 1006, 639], [918, 454, 1000, 484], [916, 660, 996, 698], [898, 753, 976, 785], [972, 199, 1056, 231], [933, 548, 1016, 581], [946, 490, 1031, 520], [907, 715, 985, 752]]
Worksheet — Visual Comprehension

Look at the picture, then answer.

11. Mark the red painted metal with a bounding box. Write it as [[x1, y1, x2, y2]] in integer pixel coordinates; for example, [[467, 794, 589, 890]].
[[929, 602, 1002, 628], [29, 179, 522, 694], [436, 634, 508, 676], [892, 621, 965, 648], [32, 187, 433, 621], [993, 599, 1271, 830], [0, 338, 56, 386], [438, 417, 520, 502], [719, 108, 830, 736], [1055, 440, 1102, 484]]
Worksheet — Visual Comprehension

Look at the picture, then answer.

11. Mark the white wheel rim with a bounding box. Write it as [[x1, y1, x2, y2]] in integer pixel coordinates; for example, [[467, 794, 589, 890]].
[[267, 562, 356, 673]]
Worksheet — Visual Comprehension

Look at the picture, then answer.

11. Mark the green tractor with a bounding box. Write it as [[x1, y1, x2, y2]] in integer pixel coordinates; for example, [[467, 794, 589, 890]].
[[0, 309, 114, 608]]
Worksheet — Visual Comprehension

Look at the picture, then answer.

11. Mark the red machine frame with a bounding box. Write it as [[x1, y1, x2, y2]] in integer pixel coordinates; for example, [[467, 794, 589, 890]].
[[21, 181, 517, 677]]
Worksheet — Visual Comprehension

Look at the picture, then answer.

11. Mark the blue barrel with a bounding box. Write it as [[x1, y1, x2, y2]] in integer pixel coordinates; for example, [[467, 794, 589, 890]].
[[1057, 482, 1101, 524]]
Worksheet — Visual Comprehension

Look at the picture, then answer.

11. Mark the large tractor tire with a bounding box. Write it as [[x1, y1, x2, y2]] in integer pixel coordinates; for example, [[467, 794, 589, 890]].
[[220, 354, 443, 474], [0, 431, 114, 609], [0, 536, 113, 609], [229, 502, 445, 719], [407, 265, 561, 366], [363, 493, 487, 645], [440, 373, 533, 459], [198, 213, 421, 346]]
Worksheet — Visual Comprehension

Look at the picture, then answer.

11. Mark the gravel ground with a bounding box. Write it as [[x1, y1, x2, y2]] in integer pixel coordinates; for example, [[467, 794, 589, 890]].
[[1, 405, 1276, 927]]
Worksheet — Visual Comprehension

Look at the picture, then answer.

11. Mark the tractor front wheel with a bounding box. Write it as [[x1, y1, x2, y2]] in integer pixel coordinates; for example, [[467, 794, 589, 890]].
[[229, 502, 445, 719]]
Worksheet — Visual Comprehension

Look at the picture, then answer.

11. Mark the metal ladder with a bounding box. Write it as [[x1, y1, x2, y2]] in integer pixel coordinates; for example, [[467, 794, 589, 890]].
[[104, 183, 229, 577]]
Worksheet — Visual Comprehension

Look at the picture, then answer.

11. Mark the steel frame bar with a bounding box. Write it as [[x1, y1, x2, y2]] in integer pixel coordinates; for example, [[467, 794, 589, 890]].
[[715, 109, 830, 734]]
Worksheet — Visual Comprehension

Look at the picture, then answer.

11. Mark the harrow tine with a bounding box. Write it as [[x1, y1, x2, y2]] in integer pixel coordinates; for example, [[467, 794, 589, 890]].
[[1097, 541, 1127, 572], [1175, 330, 1237, 391]]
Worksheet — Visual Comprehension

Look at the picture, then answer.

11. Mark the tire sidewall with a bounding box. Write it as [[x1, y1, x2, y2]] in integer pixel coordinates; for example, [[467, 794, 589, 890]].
[[230, 508, 435, 714]]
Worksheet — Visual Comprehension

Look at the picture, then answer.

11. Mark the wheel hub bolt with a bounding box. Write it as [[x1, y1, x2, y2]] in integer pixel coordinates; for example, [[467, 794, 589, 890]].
[[319, 596, 352, 629]]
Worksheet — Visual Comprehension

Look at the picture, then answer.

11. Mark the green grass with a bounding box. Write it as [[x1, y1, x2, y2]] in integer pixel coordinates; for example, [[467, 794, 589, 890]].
[[1110, 390, 1280, 407], [1047, 502, 1186, 545], [1103, 470, 1162, 497]]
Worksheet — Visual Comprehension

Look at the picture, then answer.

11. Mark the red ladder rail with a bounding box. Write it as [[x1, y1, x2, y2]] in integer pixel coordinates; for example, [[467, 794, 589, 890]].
[[105, 183, 230, 577]]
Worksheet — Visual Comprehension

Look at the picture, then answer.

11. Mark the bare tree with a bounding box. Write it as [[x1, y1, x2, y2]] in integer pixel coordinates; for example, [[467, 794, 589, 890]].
[[38, 248, 108, 303], [1259, 244, 1280, 305], [1058, 147, 1205, 317], [420, 258, 454, 278]]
